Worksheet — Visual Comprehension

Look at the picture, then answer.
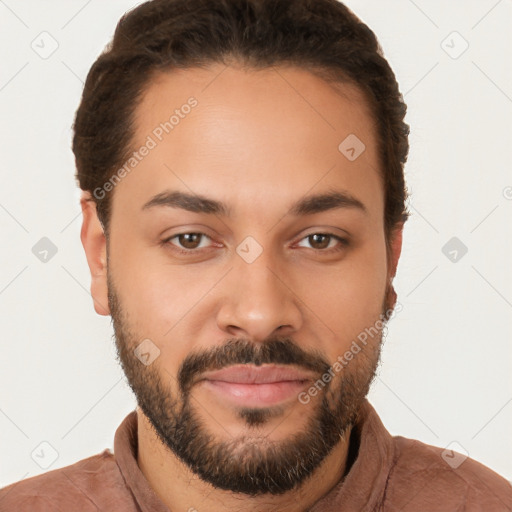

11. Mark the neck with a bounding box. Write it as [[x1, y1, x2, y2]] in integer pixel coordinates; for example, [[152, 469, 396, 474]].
[[136, 410, 352, 512]]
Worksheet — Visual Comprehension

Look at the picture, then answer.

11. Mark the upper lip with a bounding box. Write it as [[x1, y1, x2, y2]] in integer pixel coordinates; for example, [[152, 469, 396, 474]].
[[199, 364, 316, 384]]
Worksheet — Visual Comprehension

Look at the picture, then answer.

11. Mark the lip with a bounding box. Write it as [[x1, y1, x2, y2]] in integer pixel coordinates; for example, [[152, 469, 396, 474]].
[[200, 364, 316, 384], [198, 364, 315, 407]]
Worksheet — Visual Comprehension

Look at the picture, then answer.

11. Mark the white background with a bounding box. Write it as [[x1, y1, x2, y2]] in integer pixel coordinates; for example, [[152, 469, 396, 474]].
[[1, 0, 511, 489]]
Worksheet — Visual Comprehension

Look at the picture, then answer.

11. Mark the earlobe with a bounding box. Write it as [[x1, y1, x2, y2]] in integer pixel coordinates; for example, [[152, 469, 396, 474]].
[[80, 192, 110, 316]]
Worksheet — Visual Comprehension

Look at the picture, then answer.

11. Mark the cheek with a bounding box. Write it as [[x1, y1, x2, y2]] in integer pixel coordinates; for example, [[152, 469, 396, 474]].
[[110, 244, 226, 362], [118, 267, 202, 328], [294, 238, 388, 342], [110, 230, 208, 321]]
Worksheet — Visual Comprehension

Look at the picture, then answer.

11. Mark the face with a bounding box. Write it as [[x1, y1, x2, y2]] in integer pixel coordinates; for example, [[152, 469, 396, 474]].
[[94, 63, 400, 495]]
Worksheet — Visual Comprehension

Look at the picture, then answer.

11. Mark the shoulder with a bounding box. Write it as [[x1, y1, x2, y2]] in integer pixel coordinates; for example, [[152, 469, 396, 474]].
[[0, 449, 132, 511], [386, 436, 512, 510]]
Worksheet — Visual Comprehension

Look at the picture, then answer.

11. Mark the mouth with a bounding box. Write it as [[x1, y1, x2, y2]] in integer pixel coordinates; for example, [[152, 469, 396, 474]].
[[197, 364, 315, 407]]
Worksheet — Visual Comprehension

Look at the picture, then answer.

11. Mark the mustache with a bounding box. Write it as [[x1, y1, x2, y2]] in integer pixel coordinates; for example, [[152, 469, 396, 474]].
[[178, 337, 331, 394]]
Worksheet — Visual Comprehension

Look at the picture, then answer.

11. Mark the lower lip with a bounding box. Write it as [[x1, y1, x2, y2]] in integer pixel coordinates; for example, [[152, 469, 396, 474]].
[[201, 380, 309, 407]]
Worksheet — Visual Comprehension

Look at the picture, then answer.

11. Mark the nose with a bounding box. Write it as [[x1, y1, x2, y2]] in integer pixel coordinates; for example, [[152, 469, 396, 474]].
[[216, 251, 303, 343]]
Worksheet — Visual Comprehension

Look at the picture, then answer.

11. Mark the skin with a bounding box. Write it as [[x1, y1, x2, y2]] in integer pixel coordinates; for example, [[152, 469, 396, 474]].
[[80, 63, 403, 512]]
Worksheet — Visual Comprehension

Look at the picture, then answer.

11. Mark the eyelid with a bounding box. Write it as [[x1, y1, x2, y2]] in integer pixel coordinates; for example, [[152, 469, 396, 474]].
[[162, 230, 349, 256], [293, 232, 349, 251], [162, 232, 217, 251]]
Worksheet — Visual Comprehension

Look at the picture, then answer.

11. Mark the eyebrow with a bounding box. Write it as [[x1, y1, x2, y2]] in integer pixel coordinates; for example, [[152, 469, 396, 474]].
[[141, 189, 367, 216]]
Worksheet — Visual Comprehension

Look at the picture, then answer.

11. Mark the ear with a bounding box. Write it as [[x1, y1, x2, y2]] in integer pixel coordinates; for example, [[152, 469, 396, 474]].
[[383, 223, 404, 315], [387, 222, 403, 280], [80, 192, 110, 316]]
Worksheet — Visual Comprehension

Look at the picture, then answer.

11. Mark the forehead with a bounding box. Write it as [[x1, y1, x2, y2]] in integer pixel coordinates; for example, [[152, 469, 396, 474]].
[[112, 63, 382, 223], [134, 63, 376, 149]]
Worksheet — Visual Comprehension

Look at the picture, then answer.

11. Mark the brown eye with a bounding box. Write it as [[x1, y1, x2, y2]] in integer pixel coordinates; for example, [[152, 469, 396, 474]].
[[178, 233, 203, 249], [308, 234, 331, 249], [296, 233, 348, 252], [162, 232, 212, 252]]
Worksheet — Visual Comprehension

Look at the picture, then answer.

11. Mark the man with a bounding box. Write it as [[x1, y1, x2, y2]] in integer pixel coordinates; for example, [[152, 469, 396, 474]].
[[1, 0, 511, 510]]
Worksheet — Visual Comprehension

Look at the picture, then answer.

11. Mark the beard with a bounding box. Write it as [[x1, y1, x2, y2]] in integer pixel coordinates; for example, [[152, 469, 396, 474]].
[[108, 272, 394, 496]]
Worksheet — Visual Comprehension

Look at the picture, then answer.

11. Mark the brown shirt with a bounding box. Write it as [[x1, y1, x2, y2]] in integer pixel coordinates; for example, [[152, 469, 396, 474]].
[[1, 400, 511, 511]]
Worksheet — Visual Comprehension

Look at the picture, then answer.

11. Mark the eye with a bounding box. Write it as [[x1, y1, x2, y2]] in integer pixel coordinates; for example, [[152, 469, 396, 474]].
[[296, 233, 348, 252], [163, 232, 213, 252], [161, 231, 348, 255]]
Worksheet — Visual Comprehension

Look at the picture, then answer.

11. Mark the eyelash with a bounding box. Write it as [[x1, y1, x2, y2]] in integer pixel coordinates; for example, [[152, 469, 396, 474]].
[[160, 232, 349, 255]]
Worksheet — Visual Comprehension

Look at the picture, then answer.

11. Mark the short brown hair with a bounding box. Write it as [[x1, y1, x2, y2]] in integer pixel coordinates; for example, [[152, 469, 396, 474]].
[[72, 0, 409, 239]]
